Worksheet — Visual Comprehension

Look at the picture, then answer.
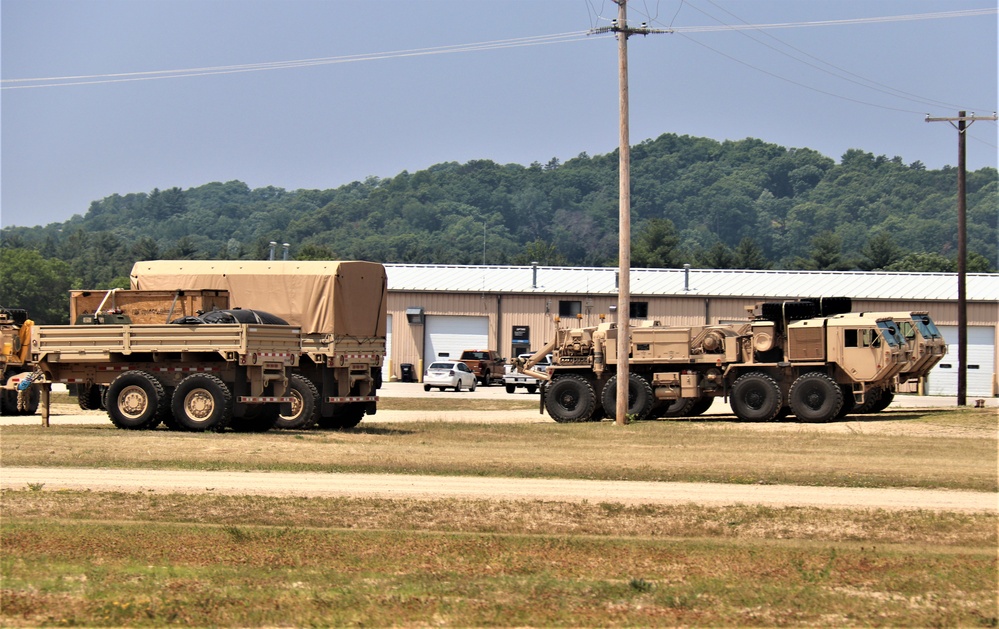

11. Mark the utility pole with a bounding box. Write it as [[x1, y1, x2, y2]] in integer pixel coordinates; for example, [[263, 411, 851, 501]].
[[925, 111, 997, 406], [592, 1, 669, 425]]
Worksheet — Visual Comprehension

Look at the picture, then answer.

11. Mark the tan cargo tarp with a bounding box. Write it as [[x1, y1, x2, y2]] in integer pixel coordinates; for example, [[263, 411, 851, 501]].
[[130, 261, 387, 337]]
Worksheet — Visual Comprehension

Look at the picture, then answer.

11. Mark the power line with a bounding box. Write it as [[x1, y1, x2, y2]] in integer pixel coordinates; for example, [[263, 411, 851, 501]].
[[4, 8, 994, 90]]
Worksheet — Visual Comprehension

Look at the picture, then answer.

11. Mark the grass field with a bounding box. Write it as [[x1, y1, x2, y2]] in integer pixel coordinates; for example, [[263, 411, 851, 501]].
[[2, 405, 997, 627]]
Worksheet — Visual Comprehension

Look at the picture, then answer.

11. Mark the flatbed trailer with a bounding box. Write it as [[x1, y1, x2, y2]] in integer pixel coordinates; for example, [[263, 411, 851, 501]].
[[31, 322, 301, 431]]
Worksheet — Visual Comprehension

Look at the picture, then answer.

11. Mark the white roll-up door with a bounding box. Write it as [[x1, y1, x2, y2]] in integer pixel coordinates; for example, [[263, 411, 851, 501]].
[[426, 316, 488, 363], [926, 326, 995, 397], [383, 314, 392, 381]]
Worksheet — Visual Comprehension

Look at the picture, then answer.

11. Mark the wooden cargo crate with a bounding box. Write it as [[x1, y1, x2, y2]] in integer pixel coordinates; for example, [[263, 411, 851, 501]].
[[70, 289, 229, 325]]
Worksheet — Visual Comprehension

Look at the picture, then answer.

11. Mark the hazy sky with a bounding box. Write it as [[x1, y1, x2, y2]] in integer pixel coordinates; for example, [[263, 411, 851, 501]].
[[2, 0, 996, 228]]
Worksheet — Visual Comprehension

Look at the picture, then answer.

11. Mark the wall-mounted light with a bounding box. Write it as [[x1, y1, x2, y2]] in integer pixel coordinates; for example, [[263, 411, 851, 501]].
[[406, 307, 425, 325]]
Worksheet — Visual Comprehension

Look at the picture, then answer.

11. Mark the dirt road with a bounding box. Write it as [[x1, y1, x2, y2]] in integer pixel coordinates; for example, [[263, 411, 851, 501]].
[[2, 466, 994, 512]]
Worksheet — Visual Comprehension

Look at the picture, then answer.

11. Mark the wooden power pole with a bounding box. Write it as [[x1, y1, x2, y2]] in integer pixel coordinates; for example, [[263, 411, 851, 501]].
[[593, 0, 668, 425], [925, 111, 997, 406]]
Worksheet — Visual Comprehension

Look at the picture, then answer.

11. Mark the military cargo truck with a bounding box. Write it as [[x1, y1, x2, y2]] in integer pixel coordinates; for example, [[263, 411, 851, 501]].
[[129, 260, 388, 430], [518, 299, 910, 424], [30, 312, 301, 431]]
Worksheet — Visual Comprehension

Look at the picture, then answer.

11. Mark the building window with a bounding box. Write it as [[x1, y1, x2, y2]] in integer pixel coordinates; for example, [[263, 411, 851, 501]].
[[630, 301, 648, 319], [559, 300, 582, 317]]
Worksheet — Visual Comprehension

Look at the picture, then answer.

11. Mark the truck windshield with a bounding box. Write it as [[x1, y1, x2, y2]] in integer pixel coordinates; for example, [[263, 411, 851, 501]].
[[876, 321, 903, 347], [913, 315, 942, 340]]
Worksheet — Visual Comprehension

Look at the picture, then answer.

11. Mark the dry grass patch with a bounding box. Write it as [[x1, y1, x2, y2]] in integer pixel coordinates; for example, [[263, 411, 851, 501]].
[[2, 509, 995, 627], [2, 407, 996, 491]]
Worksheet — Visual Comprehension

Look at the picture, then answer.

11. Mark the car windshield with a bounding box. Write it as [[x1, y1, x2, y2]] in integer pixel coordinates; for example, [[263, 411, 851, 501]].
[[461, 351, 488, 360], [428, 362, 454, 370]]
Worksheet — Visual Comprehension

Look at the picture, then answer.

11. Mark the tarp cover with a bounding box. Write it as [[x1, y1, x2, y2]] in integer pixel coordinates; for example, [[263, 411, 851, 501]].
[[130, 261, 387, 337]]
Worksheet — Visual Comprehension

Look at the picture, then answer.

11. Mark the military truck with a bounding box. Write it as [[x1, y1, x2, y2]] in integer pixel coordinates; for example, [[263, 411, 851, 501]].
[[519, 298, 910, 424], [0, 308, 39, 415], [855, 311, 947, 412], [129, 260, 388, 430], [30, 310, 301, 431]]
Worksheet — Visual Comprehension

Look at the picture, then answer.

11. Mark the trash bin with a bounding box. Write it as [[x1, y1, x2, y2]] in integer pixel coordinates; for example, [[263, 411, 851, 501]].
[[400, 363, 415, 383]]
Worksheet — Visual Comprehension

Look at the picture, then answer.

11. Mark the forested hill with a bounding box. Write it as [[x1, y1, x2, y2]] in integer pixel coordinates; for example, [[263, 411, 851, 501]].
[[1, 133, 996, 322]]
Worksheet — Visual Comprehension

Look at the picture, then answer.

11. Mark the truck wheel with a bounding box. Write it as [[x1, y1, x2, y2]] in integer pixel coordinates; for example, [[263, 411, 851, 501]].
[[789, 372, 843, 423], [651, 397, 695, 419], [730, 372, 782, 422], [171, 374, 232, 432], [505, 384, 516, 394], [600, 373, 654, 422], [483, 374, 491, 387], [230, 405, 280, 432], [525, 384, 538, 394], [836, 385, 855, 418], [688, 396, 714, 416], [870, 388, 894, 412], [274, 374, 319, 430], [77, 384, 104, 411], [106, 371, 167, 430], [318, 403, 365, 430], [545, 374, 597, 423]]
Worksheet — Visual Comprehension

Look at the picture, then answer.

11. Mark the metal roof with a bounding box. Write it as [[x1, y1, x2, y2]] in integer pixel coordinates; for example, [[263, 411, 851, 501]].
[[385, 264, 999, 302]]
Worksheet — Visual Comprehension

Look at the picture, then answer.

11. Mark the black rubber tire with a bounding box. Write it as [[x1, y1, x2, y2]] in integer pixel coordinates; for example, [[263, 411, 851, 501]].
[[274, 374, 319, 430], [545, 374, 598, 423], [230, 404, 280, 433], [106, 371, 167, 430], [455, 380, 462, 392], [505, 384, 516, 394], [789, 372, 843, 423], [600, 373, 654, 422], [869, 388, 894, 412], [730, 372, 783, 422], [77, 384, 103, 411], [171, 374, 232, 432], [651, 397, 695, 419], [687, 396, 715, 416], [318, 403, 365, 430], [836, 385, 855, 419], [525, 384, 538, 394], [483, 374, 491, 387]]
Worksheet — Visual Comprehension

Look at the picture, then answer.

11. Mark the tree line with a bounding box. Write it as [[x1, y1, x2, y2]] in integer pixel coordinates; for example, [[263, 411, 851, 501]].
[[1, 133, 996, 323]]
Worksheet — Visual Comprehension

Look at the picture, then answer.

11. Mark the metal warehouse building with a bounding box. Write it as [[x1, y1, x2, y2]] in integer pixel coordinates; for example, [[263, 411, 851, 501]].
[[383, 264, 999, 398]]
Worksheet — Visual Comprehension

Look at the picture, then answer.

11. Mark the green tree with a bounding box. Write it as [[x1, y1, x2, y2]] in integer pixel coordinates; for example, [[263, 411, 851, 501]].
[[794, 231, 852, 271], [859, 232, 901, 270], [0, 249, 75, 324], [512, 240, 567, 266], [632, 218, 683, 268], [733, 237, 771, 269]]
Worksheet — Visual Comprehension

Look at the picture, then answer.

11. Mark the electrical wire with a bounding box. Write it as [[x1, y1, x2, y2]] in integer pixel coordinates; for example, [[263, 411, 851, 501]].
[[3, 8, 994, 92], [625, 3, 996, 116]]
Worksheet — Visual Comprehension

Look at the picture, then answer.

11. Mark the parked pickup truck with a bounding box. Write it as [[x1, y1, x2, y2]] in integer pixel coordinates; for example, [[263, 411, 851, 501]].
[[458, 349, 506, 386], [504, 353, 552, 394]]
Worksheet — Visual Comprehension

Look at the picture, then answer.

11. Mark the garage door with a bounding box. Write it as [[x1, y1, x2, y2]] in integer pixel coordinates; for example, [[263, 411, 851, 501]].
[[383, 314, 392, 381], [426, 316, 488, 363], [926, 326, 995, 397]]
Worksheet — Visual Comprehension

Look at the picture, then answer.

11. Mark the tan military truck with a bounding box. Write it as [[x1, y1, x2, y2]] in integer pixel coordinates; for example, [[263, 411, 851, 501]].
[[130, 260, 387, 430], [519, 299, 909, 424], [0, 308, 38, 415], [30, 308, 301, 431], [855, 311, 947, 412]]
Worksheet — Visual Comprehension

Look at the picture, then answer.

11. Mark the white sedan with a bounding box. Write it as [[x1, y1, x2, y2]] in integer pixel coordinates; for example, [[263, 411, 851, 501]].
[[423, 361, 478, 392]]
